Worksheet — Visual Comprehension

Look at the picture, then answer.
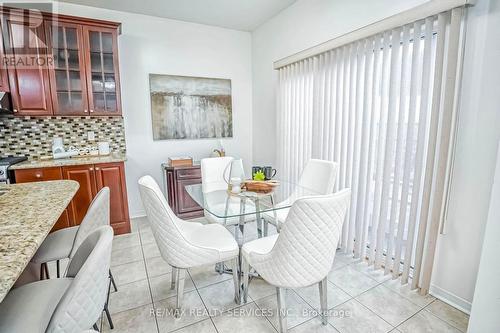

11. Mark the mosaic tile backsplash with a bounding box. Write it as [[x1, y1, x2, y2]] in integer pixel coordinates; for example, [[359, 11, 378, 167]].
[[0, 115, 126, 159]]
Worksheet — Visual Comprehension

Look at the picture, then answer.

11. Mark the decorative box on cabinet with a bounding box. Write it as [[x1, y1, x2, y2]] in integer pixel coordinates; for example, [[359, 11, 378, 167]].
[[164, 164, 204, 219], [14, 161, 130, 235]]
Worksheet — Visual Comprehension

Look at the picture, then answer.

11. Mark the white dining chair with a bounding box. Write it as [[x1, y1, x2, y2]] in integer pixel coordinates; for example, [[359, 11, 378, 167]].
[[30, 187, 116, 328], [263, 159, 338, 232], [241, 189, 351, 333], [0, 226, 113, 333], [201, 157, 258, 228], [138, 175, 241, 315]]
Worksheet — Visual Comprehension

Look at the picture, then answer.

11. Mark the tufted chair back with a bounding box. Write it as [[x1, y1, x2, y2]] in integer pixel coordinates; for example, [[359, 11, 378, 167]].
[[69, 187, 110, 258], [138, 175, 221, 268], [248, 189, 350, 288], [47, 226, 113, 333]]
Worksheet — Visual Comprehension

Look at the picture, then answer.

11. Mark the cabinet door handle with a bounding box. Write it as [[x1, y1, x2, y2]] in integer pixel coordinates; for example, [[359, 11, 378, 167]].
[[95, 167, 100, 170], [35, 173, 41, 178], [84, 109, 88, 113], [89, 167, 94, 171], [90, 109, 94, 113], [13, 109, 18, 113]]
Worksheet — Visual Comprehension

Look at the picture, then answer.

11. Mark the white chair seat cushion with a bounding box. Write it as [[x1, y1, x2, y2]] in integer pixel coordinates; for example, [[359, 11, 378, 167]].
[[0, 278, 73, 333], [182, 223, 239, 262], [262, 208, 290, 228], [31, 226, 78, 263], [242, 234, 279, 257]]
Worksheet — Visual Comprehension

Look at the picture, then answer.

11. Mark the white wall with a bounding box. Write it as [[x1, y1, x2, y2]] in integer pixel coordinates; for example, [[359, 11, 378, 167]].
[[251, 0, 429, 166], [51, 2, 253, 217], [430, 0, 500, 312], [467, 142, 500, 332], [251, 0, 500, 310]]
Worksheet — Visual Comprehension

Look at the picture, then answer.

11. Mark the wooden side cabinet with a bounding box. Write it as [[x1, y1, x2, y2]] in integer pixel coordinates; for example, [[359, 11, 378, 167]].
[[14, 161, 130, 235], [164, 164, 204, 219]]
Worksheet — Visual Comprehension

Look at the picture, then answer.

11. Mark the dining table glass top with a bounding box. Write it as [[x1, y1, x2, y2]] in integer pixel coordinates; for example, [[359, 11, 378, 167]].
[[185, 180, 321, 220]]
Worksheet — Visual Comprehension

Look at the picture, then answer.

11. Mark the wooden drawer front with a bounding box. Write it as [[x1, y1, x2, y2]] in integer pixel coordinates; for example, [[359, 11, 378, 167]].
[[175, 168, 201, 179], [15, 167, 62, 183]]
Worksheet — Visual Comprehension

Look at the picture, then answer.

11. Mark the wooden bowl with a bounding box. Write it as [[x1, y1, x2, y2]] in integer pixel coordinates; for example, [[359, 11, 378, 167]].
[[243, 180, 279, 193]]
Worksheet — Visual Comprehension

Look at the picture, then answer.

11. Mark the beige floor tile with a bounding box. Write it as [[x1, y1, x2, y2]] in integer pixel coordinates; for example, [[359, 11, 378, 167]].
[[111, 245, 144, 267], [383, 279, 435, 308], [254, 289, 315, 330], [198, 279, 241, 314], [330, 299, 392, 333], [331, 258, 348, 271], [102, 303, 157, 332], [328, 265, 379, 297], [356, 285, 420, 326], [113, 232, 141, 251], [155, 290, 209, 332], [108, 279, 152, 314], [143, 242, 162, 259], [173, 319, 217, 333], [131, 216, 150, 232], [425, 300, 469, 332], [398, 310, 462, 333], [140, 227, 156, 245], [295, 281, 351, 310], [212, 302, 277, 333], [247, 278, 277, 301], [150, 273, 196, 302], [111, 260, 147, 286], [145, 255, 172, 278], [188, 264, 231, 289], [290, 317, 340, 332]]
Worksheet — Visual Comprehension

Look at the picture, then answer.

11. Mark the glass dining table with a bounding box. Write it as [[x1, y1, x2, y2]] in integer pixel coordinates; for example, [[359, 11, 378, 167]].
[[185, 180, 321, 275]]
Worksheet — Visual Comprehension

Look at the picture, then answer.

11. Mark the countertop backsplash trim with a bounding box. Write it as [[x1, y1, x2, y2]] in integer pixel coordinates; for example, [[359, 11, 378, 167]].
[[0, 115, 126, 159]]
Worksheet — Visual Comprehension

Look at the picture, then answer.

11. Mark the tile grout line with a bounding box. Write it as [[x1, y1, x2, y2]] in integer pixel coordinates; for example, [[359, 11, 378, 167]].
[[138, 224, 161, 333], [189, 268, 221, 333]]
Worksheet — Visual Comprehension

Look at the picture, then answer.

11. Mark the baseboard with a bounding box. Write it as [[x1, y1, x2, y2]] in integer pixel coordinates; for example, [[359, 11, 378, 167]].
[[430, 284, 472, 314]]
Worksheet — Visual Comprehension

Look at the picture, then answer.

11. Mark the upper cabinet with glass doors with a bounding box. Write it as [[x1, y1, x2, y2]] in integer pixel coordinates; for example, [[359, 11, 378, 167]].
[[0, 7, 122, 116]]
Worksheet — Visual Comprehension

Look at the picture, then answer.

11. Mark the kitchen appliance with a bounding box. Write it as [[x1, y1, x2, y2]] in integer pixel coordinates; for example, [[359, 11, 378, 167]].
[[0, 92, 13, 115], [0, 156, 28, 184], [51, 137, 78, 159]]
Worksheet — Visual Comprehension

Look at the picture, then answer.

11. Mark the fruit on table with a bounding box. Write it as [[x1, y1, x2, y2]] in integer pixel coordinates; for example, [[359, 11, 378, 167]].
[[253, 170, 266, 181]]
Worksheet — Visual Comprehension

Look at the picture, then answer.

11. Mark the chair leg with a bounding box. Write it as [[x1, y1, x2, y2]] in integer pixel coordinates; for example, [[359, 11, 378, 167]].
[[263, 219, 269, 237], [40, 264, 44, 280], [319, 277, 328, 325], [42, 262, 50, 279], [276, 287, 288, 333], [105, 275, 114, 329], [56, 260, 60, 278], [175, 269, 186, 318], [229, 257, 240, 304], [109, 269, 118, 292], [171, 267, 177, 290], [242, 257, 250, 304], [93, 322, 100, 331]]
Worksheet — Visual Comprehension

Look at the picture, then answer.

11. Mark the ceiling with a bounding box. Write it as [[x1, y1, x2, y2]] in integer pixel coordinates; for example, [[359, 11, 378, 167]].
[[55, 0, 298, 31]]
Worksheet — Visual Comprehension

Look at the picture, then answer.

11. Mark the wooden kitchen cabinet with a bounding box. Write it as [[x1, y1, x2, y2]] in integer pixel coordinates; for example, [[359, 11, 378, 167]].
[[1, 10, 54, 115], [165, 164, 204, 219], [62, 164, 97, 226], [95, 162, 130, 234], [45, 20, 90, 115], [14, 161, 130, 234], [0, 22, 9, 92], [0, 7, 122, 116], [83, 26, 121, 115]]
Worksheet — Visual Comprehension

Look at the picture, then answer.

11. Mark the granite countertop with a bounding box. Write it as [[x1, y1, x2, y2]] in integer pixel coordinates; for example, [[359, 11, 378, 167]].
[[10, 153, 127, 170], [0, 180, 79, 302]]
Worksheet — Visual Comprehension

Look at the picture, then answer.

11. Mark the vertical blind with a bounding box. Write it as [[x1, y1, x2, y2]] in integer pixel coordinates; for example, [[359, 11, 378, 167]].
[[276, 7, 464, 293]]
